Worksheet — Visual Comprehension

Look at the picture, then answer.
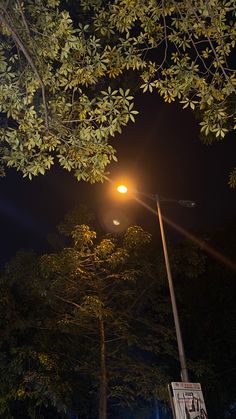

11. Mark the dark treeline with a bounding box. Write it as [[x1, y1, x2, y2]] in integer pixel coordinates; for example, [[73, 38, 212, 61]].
[[0, 209, 235, 419]]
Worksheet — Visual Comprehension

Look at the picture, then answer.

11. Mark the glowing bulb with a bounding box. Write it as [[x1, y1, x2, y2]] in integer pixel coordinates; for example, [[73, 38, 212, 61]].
[[113, 219, 120, 226], [117, 184, 128, 194]]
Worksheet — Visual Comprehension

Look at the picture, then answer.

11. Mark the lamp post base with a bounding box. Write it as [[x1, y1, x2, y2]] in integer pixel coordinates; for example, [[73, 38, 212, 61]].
[[168, 382, 208, 419]]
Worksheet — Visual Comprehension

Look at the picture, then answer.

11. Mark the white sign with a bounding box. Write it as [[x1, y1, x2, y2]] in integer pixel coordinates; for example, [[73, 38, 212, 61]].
[[169, 382, 208, 419]]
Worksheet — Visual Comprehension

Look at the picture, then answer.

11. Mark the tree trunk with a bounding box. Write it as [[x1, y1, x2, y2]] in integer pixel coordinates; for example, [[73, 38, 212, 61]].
[[99, 318, 107, 419], [154, 399, 160, 419]]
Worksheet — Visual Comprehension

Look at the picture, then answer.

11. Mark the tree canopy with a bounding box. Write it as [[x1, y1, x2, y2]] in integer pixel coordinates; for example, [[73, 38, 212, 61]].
[[0, 0, 235, 183], [0, 0, 140, 182], [0, 209, 236, 418], [0, 223, 176, 418], [177, 222, 236, 419]]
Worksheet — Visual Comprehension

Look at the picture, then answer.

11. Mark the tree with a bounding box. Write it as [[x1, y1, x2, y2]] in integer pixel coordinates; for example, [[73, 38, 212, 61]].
[[41, 224, 175, 419], [85, 0, 236, 184], [0, 251, 72, 419], [1, 209, 235, 418], [173, 222, 236, 419], [0, 224, 176, 418], [0, 1, 235, 184]]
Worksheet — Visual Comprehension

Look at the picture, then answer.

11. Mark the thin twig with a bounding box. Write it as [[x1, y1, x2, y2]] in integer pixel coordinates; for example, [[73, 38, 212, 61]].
[[55, 295, 81, 309], [174, 2, 215, 77], [16, 0, 30, 37], [156, 0, 168, 71], [185, 0, 235, 91]]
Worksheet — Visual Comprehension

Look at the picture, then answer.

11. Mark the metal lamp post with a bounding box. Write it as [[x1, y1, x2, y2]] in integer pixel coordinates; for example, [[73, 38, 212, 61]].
[[155, 194, 189, 382], [117, 185, 196, 382]]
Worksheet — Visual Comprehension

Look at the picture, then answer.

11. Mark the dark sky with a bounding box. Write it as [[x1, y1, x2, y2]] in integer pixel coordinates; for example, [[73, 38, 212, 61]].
[[1, 92, 236, 266]]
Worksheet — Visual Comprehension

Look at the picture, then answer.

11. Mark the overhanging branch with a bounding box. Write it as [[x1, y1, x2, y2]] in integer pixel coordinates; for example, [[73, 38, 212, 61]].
[[0, 9, 49, 128]]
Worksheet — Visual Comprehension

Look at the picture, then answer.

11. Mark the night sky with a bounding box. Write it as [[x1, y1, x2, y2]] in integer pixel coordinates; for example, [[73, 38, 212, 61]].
[[1, 92, 236, 266]]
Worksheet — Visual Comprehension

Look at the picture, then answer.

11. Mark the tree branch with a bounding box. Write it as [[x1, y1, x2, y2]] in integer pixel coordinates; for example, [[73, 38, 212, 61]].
[[16, 0, 31, 37], [55, 294, 81, 310], [0, 9, 49, 128], [184, 0, 235, 92]]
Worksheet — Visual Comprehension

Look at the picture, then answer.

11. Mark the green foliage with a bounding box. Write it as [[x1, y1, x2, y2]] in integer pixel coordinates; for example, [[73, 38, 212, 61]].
[[176, 223, 236, 418], [0, 1, 139, 182], [123, 225, 152, 251], [0, 251, 70, 418], [0, 223, 175, 417], [1, 214, 235, 417], [229, 167, 236, 188], [0, 0, 235, 183], [40, 223, 175, 414], [57, 204, 95, 236], [171, 242, 206, 279], [86, 0, 236, 131], [86, 0, 236, 181]]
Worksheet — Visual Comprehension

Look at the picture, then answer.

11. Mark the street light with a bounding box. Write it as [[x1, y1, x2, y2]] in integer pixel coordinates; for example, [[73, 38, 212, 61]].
[[116, 184, 196, 383], [117, 184, 128, 194]]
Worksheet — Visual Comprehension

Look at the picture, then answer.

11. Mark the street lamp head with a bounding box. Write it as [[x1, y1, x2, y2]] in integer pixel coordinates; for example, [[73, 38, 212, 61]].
[[178, 200, 196, 208], [117, 184, 128, 194]]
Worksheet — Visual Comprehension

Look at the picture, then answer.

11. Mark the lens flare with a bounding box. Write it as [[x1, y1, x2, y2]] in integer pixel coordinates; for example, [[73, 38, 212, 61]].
[[134, 196, 236, 272]]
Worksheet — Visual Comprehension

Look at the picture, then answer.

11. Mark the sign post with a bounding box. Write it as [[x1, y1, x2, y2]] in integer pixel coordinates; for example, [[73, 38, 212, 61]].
[[169, 382, 208, 419]]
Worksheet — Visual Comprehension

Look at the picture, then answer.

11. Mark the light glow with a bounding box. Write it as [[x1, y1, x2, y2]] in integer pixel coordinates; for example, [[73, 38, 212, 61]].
[[117, 184, 128, 194]]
